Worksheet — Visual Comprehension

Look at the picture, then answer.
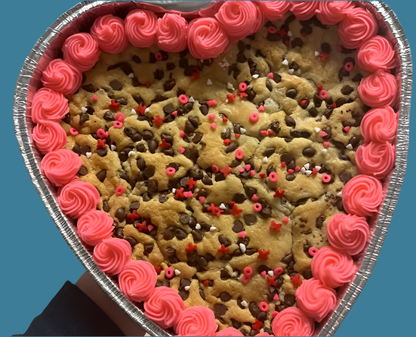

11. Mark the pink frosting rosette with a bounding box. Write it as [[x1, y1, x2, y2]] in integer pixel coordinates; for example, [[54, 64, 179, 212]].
[[311, 246, 356, 288], [255, 1, 291, 21], [289, 1, 319, 21], [187, 17, 229, 59], [255, 333, 272, 337], [215, 327, 244, 336], [58, 178, 100, 219], [296, 278, 337, 322], [77, 210, 114, 247], [343, 175, 383, 218], [251, 3, 267, 37], [316, 1, 354, 25], [356, 35, 397, 73], [90, 14, 128, 54], [175, 306, 218, 336], [215, 1, 258, 40], [62, 33, 101, 72], [338, 7, 378, 49], [125, 9, 158, 48], [358, 70, 397, 108], [93, 238, 131, 276], [41, 59, 82, 95], [356, 141, 396, 180], [361, 106, 397, 144], [119, 260, 157, 302], [41, 149, 82, 186], [327, 213, 370, 256], [271, 307, 314, 336], [32, 120, 67, 155], [144, 286, 186, 329], [31, 88, 69, 124], [156, 13, 188, 52]]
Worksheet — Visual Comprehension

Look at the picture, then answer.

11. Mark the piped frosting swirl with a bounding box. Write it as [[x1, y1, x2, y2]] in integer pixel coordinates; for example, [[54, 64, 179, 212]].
[[187, 17, 229, 59], [338, 7, 378, 49], [356, 141, 396, 180], [144, 286, 186, 329], [326, 213, 370, 256], [215, 327, 244, 336], [119, 260, 157, 302], [311, 246, 356, 288], [31, 88, 69, 124], [316, 1, 354, 25], [90, 14, 128, 54], [271, 307, 315, 336], [361, 106, 397, 144], [62, 33, 101, 72], [41, 149, 82, 186], [175, 306, 218, 336], [125, 9, 158, 48], [58, 178, 100, 219], [358, 70, 397, 108], [77, 210, 114, 246], [255, 1, 290, 21], [93, 238, 131, 276], [32, 121, 67, 155], [356, 35, 396, 73], [296, 278, 337, 323], [215, 1, 258, 40], [156, 14, 188, 53], [289, 1, 319, 21], [41, 59, 82, 95], [343, 175, 383, 218]]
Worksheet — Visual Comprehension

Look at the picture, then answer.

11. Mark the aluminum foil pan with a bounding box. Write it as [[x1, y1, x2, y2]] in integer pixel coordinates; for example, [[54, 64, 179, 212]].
[[13, 1, 411, 336]]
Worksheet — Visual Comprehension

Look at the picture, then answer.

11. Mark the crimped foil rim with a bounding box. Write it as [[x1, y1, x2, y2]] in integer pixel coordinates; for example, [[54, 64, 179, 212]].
[[13, 2, 411, 336]]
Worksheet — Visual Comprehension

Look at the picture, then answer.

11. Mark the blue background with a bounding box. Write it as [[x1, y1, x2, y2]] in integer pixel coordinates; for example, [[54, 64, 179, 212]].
[[1, 1, 414, 336]]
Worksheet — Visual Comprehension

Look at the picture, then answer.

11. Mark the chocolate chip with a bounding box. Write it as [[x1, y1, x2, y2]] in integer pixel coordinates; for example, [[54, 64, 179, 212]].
[[282, 253, 293, 264], [202, 175, 213, 185], [339, 68, 350, 81], [79, 113, 89, 125], [352, 73, 363, 82], [179, 214, 190, 225], [291, 37, 304, 48], [244, 214, 257, 226], [324, 108, 333, 119], [219, 292, 231, 302], [231, 220, 244, 233], [82, 84, 95, 93], [142, 130, 153, 140], [109, 80, 123, 91], [233, 193, 246, 204], [192, 132, 203, 144], [339, 171, 352, 183], [302, 147, 316, 158], [199, 103, 208, 116], [249, 302, 260, 317], [257, 311, 267, 322], [336, 97, 346, 107], [237, 297, 245, 310], [349, 136, 360, 149], [303, 270, 313, 280], [244, 186, 257, 199], [237, 52, 247, 63], [96, 170, 106, 182], [97, 148, 107, 157], [147, 140, 158, 153], [124, 236, 137, 248], [175, 228, 188, 240], [321, 42, 331, 54], [300, 25, 313, 35], [218, 235, 231, 247], [245, 87, 256, 101], [220, 269, 231, 280], [143, 166, 155, 179], [269, 122, 280, 135], [191, 229, 203, 242], [148, 179, 158, 193], [197, 256, 208, 269], [284, 115, 296, 127], [214, 303, 227, 316], [78, 166, 88, 176], [115, 208, 125, 222], [316, 215, 325, 229], [225, 142, 238, 154], [284, 294, 296, 306], [231, 319, 241, 329], [102, 200, 110, 213], [341, 85, 354, 95], [103, 111, 115, 121], [290, 62, 300, 71], [164, 228, 176, 241]]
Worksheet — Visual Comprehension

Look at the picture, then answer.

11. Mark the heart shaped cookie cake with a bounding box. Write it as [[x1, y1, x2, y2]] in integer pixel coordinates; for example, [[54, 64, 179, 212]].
[[29, 1, 400, 336]]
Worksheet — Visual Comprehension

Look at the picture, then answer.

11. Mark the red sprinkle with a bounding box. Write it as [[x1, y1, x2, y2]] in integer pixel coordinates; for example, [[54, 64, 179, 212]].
[[239, 82, 248, 92], [235, 134, 241, 138], [145, 81, 151, 88], [222, 116, 228, 122], [185, 242, 198, 253], [330, 103, 337, 109], [252, 320, 263, 332], [203, 280, 210, 287], [267, 129, 274, 137], [269, 220, 282, 233], [267, 275, 277, 287], [317, 84, 323, 91], [224, 139, 231, 145], [312, 168, 318, 175], [257, 249, 270, 260], [319, 52, 330, 61], [299, 99, 309, 109], [259, 173, 266, 179], [227, 93, 236, 103], [152, 115, 164, 128], [155, 266, 162, 274], [207, 100, 218, 107], [235, 149, 244, 160], [135, 221, 148, 232], [212, 165, 219, 173], [135, 104, 147, 115], [238, 92, 248, 99], [220, 166, 233, 177], [97, 139, 107, 149], [218, 244, 229, 255], [127, 210, 140, 222], [159, 139, 171, 148], [281, 162, 287, 168], [174, 188, 185, 199], [231, 204, 243, 218], [208, 203, 223, 216], [186, 178, 197, 189], [273, 190, 285, 198], [109, 99, 120, 111], [116, 113, 125, 122], [319, 90, 329, 100], [290, 273, 303, 288]]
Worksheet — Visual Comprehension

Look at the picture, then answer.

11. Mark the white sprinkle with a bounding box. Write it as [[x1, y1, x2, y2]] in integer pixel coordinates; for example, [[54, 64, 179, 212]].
[[131, 109, 137, 115], [287, 68, 295, 74], [301, 167, 306, 174], [282, 59, 289, 66], [195, 223, 201, 230], [263, 157, 269, 164], [210, 226, 217, 232], [241, 300, 248, 307], [219, 203, 226, 210], [305, 170, 312, 176], [227, 82, 235, 90], [145, 108, 150, 114], [322, 149, 328, 154], [337, 191, 343, 197], [314, 127, 321, 133], [304, 163, 310, 170], [240, 127, 246, 134], [81, 107, 88, 113], [128, 151, 136, 157], [268, 270, 274, 277], [184, 286, 190, 291], [111, 145, 117, 151], [174, 269, 181, 276], [315, 51, 320, 56], [315, 165, 321, 172], [86, 152, 92, 158], [172, 188, 176, 193], [288, 31, 293, 37], [232, 271, 239, 277], [252, 74, 259, 79], [239, 243, 246, 253], [189, 96, 195, 103], [225, 99, 229, 103], [128, 73, 134, 78], [207, 79, 213, 85], [346, 144, 353, 150]]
